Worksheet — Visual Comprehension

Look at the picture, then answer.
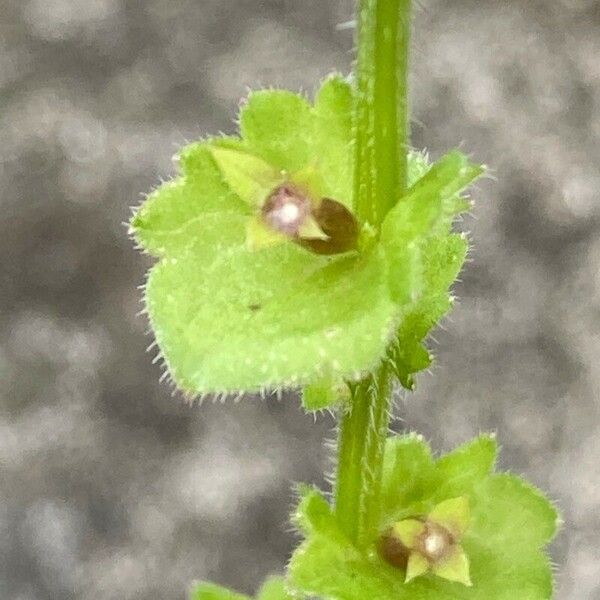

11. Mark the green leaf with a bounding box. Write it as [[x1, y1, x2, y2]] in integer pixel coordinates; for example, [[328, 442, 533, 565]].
[[381, 151, 482, 245], [240, 89, 312, 173], [289, 491, 382, 598], [191, 577, 292, 600], [131, 144, 249, 258], [381, 150, 482, 389], [257, 577, 293, 600], [289, 434, 559, 600], [132, 81, 481, 402], [292, 486, 349, 546], [290, 533, 369, 600], [146, 244, 400, 394], [421, 233, 469, 293], [470, 474, 559, 550], [433, 435, 497, 502], [237, 78, 354, 207], [381, 433, 436, 521], [302, 378, 350, 412], [191, 582, 250, 600], [312, 75, 354, 206], [381, 151, 481, 304], [407, 151, 431, 187]]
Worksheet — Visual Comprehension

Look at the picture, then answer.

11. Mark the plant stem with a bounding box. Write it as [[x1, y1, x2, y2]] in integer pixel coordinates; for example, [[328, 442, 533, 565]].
[[335, 365, 393, 546], [335, 378, 371, 543], [335, 0, 411, 547], [353, 0, 411, 227]]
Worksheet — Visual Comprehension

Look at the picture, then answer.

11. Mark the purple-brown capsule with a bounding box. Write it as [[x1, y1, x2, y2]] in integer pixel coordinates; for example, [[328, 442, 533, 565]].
[[298, 198, 359, 255], [262, 185, 359, 256], [378, 527, 412, 570]]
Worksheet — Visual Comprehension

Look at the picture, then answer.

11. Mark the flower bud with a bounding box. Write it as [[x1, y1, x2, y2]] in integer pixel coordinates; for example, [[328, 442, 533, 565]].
[[262, 185, 359, 256], [378, 497, 472, 586], [262, 185, 313, 237]]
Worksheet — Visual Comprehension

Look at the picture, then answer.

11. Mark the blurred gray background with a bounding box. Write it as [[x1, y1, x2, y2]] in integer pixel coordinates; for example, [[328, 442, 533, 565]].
[[1, 0, 598, 598]]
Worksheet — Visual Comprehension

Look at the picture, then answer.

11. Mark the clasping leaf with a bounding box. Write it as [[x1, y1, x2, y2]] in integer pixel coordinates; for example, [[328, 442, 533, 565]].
[[289, 434, 559, 600], [131, 75, 484, 404]]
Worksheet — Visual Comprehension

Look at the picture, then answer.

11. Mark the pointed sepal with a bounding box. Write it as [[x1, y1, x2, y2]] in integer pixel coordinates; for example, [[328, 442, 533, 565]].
[[246, 217, 287, 250], [210, 146, 283, 207], [391, 519, 426, 548], [405, 552, 430, 583], [428, 496, 470, 539], [432, 546, 472, 587]]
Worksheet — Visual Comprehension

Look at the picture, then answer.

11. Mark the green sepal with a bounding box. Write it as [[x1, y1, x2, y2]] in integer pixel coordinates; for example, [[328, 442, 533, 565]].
[[428, 496, 470, 539], [209, 146, 283, 207], [432, 547, 472, 586], [291, 163, 329, 205], [297, 214, 329, 240], [405, 552, 430, 583], [391, 519, 426, 547], [385, 497, 471, 586], [246, 217, 287, 250]]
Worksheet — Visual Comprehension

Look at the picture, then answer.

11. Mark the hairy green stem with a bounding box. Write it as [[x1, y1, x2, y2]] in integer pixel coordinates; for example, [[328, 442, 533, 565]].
[[335, 0, 411, 547], [353, 0, 411, 227], [334, 379, 371, 543], [335, 366, 393, 546]]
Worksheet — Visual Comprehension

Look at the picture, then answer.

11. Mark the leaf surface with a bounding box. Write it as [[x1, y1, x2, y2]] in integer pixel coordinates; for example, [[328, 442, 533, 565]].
[[132, 82, 484, 400], [191, 577, 292, 600], [381, 151, 483, 389], [289, 435, 559, 600], [191, 582, 250, 600], [146, 244, 400, 393]]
